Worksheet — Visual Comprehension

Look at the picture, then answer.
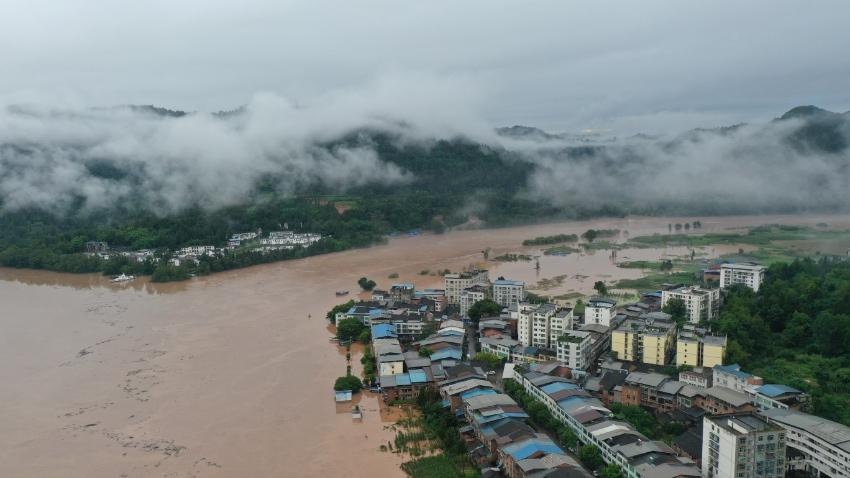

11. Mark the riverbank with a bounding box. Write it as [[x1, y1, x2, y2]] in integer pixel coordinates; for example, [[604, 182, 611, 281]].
[[2, 213, 850, 477]]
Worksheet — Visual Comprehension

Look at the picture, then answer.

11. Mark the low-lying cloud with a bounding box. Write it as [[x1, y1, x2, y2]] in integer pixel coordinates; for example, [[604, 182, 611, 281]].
[[1, 75, 849, 218], [0, 73, 490, 214], [516, 116, 850, 215]]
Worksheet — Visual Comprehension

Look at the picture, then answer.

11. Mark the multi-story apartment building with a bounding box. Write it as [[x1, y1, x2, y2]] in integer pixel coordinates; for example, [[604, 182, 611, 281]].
[[444, 269, 489, 304], [676, 324, 727, 368], [459, 284, 488, 317], [584, 297, 617, 326], [531, 303, 558, 349], [661, 286, 720, 324], [762, 408, 850, 478], [555, 330, 591, 371], [492, 279, 526, 307], [702, 413, 786, 478], [514, 302, 538, 346], [517, 303, 573, 349], [389, 283, 416, 303], [611, 312, 676, 365], [721, 262, 767, 292]]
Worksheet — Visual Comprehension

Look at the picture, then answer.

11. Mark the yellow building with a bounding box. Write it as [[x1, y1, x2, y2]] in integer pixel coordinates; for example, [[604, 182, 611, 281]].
[[611, 312, 676, 365], [642, 333, 672, 365], [676, 325, 726, 368]]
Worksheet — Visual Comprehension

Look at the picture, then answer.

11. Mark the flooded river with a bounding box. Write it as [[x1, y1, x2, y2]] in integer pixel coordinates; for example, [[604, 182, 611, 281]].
[[2, 214, 849, 478]]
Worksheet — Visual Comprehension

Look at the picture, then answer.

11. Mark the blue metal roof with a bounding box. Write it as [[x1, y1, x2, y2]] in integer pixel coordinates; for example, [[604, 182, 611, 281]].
[[758, 384, 802, 397], [503, 439, 564, 460], [556, 396, 586, 411], [430, 348, 463, 361], [461, 389, 497, 400], [394, 374, 412, 386], [714, 363, 753, 379], [334, 390, 352, 402], [494, 279, 524, 286], [408, 369, 428, 384], [437, 329, 465, 337], [371, 323, 397, 339], [541, 382, 579, 394]]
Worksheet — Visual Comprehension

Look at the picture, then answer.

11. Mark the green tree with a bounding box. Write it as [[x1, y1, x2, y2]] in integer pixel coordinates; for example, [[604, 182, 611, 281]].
[[357, 277, 376, 291], [582, 229, 599, 243], [336, 318, 366, 342], [467, 298, 502, 323], [559, 427, 577, 449], [473, 351, 503, 368], [430, 217, 446, 234], [419, 347, 433, 357], [357, 328, 371, 344], [663, 297, 687, 324], [334, 375, 363, 393], [602, 464, 624, 478], [326, 300, 355, 324], [593, 281, 608, 296], [579, 445, 604, 470]]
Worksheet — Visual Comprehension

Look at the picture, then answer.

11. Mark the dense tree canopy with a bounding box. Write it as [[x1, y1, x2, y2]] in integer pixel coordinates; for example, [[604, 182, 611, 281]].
[[335, 318, 366, 342], [715, 258, 850, 425], [662, 297, 687, 325], [467, 299, 503, 323]]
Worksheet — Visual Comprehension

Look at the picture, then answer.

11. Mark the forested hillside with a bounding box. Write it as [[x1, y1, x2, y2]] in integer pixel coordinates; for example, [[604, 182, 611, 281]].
[[716, 258, 850, 425]]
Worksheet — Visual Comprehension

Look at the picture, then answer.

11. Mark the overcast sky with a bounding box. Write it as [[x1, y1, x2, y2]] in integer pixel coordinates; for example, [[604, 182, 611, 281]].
[[2, 0, 849, 134]]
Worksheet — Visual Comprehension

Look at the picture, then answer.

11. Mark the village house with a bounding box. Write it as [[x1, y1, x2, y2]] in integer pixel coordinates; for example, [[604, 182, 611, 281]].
[[679, 367, 712, 389]]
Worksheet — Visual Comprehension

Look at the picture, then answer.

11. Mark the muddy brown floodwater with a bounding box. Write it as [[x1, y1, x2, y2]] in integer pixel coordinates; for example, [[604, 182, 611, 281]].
[[2, 214, 850, 478]]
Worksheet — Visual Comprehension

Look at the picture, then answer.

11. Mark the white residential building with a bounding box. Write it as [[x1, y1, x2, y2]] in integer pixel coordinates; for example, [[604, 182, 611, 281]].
[[713, 364, 764, 394], [492, 279, 526, 307], [480, 335, 520, 360], [762, 408, 850, 478], [550, 309, 573, 346], [721, 262, 767, 292], [459, 285, 488, 318], [661, 286, 720, 323], [515, 302, 539, 346], [555, 330, 591, 371], [177, 245, 217, 257], [444, 269, 489, 304], [702, 413, 786, 478], [518, 303, 572, 349], [584, 298, 617, 327], [373, 338, 405, 376], [259, 232, 322, 247]]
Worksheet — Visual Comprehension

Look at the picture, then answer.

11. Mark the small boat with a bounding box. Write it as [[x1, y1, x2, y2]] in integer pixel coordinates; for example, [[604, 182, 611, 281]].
[[335, 290, 350, 296], [111, 273, 135, 283]]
